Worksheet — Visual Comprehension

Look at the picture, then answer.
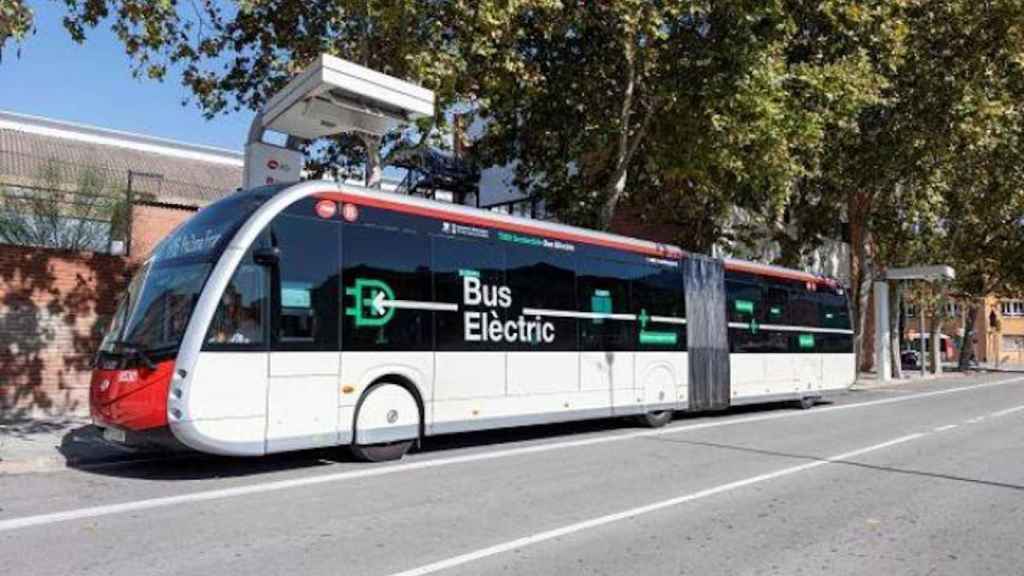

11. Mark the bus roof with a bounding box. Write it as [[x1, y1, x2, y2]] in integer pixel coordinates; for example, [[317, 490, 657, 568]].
[[289, 182, 839, 286], [723, 259, 840, 286], [315, 183, 683, 259]]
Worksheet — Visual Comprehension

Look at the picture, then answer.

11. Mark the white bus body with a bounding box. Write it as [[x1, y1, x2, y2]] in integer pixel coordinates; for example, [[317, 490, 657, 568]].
[[90, 182, 855, 461]]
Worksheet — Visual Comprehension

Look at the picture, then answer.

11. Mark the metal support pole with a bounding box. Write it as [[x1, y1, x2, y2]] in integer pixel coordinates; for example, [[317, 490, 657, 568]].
[[125, 171, 134, 257], [893, 283, 903, 380], [874, 281, 891, 382], [920, 309, 926, 377]]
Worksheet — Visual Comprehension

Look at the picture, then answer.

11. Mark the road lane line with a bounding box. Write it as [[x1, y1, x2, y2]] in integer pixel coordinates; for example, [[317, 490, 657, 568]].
[[990, 404, 1024, 418], [1, 376, 1021, 533], [965, 416, 986, 424], [934, 424, 958, 432], [385, 433, 926, 576]]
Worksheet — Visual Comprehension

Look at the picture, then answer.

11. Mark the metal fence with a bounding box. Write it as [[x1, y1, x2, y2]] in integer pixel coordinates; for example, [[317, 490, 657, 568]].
[[0, 145, 235, 254]]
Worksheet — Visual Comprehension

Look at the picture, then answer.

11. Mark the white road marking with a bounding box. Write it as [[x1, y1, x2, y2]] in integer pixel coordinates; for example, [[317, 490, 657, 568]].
[[934, 424, 958, 432], [0, 376, 1021, 533], [990, 404, 1024, 418], [385, 433, 926, 576], [965, 416, 986, 424]]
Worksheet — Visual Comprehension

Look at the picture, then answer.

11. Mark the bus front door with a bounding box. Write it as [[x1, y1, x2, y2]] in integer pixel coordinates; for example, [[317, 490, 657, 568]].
[[264, 214, 342, 453]]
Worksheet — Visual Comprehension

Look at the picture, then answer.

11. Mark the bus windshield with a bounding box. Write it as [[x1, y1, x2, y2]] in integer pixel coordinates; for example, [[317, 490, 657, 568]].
[[99, 185, 286, 354], [100, 261, 212, 352]]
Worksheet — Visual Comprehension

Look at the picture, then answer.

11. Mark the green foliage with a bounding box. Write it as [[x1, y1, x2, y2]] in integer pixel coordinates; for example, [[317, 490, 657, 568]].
[[853, 1, 1024, 300], [0, 0, 33, 61], [49, 0, 1024, 304]]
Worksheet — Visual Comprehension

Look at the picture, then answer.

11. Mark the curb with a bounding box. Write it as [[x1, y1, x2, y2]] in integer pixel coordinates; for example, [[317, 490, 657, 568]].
[[0, 450, 172, 476], [0, 454, 69, 475], [850, 370, 969, 391], [0, 424, 166, 476]]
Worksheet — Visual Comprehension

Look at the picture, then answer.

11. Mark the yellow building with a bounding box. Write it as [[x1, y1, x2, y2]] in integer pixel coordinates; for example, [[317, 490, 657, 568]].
[[904, 297, 1024, 366]]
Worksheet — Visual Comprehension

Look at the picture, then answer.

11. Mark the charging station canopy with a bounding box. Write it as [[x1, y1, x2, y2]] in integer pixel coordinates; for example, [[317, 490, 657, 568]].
[[244, 54, 436, 188], [261, 54, 435, 140]]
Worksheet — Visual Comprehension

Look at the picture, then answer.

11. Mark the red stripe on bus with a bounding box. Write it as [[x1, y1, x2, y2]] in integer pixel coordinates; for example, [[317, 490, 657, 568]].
[[724, 261, 829, 285], [316, 191, 683, 259]]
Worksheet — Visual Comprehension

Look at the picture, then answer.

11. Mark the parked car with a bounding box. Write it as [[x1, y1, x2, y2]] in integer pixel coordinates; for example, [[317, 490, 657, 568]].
[[901, 349, 922, 369]]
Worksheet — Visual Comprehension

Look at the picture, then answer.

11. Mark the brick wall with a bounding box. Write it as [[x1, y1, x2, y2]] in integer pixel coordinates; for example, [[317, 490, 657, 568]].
[[0, 202, 194, 420], [0, 246, 131, 419], [129, 203, 196, 263]]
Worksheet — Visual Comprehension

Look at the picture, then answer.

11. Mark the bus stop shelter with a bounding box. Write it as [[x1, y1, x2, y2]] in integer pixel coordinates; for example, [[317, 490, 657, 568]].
[[874, 265, 955, 382]]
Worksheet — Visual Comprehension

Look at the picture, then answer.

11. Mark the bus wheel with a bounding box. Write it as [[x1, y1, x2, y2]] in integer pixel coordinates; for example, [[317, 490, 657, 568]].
[[637, 410, 673, 428], [796, 396, 817, 410], [351, 382, 420, 462]]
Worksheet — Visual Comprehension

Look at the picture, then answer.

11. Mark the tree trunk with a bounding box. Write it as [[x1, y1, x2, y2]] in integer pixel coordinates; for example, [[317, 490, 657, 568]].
[[361, 134, 383, 189], [958, 303, 979, 371], [848, 200, 873, 374], [597, 37, 637, 231], [598, 170, 628, 230]]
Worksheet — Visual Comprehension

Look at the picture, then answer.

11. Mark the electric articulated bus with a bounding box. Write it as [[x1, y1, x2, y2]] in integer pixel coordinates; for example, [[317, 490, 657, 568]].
[[90, 181, 855, 461]]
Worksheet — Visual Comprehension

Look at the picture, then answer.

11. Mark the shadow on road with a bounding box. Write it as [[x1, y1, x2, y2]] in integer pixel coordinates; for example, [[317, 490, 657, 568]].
[[64, 399, 828, 481]]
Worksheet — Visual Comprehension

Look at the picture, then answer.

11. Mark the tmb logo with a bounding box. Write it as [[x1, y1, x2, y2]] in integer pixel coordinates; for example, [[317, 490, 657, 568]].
[[441, 221, 489, 239]]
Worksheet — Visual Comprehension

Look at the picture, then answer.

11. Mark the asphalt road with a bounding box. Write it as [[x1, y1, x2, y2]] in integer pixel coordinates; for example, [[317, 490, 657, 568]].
[[2, 373, 1023, 576]]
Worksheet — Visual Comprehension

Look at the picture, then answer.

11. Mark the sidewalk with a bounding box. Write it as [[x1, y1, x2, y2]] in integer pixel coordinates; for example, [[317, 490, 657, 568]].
[[0, 416, 149, 475], [851, 369, 964, 390], [972, 362, 1024, 373]]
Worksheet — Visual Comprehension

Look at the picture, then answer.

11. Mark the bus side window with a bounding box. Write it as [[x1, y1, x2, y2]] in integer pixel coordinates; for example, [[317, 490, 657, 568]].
[[505, 243, 576, 351], [206, 263, 268, 348], [765, 287, 788, 325], [576, 256, 636, 352], [789, 289, 818, 327], [341, 224, 432, 351], [726, 275, 769, 354], [270, 214, 341, 351], [630, 265, 686, 351], [726, 277, 763, 324], [432, 235, 505, 351], [816, 290, 854, 353], [819, 293, 851, 329]]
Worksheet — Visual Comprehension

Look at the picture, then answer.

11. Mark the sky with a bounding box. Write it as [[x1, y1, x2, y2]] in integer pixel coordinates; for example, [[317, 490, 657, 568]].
[[0, 2, 520, 200], [0, 1, 252, 150]]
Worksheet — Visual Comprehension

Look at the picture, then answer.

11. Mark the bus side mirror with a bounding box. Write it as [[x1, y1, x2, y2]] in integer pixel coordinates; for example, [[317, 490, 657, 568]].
[[253, 247, 281, 266]]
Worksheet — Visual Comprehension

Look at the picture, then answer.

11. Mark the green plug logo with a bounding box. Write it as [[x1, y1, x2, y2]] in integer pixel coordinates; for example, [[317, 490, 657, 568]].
[[345, 278, 396, 327]]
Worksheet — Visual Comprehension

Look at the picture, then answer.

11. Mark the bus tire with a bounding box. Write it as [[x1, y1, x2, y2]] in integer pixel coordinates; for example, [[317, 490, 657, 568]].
[[351, 382, 420, 462], [351, 439, 415, 463], [637, 410, 673, 428], [796, 396, 817, 410]]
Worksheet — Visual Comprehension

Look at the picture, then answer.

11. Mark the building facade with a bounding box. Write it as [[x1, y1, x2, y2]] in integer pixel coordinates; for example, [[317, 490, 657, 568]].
[[905, 296, 1024, 366], [0, 111, 243, 419]]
